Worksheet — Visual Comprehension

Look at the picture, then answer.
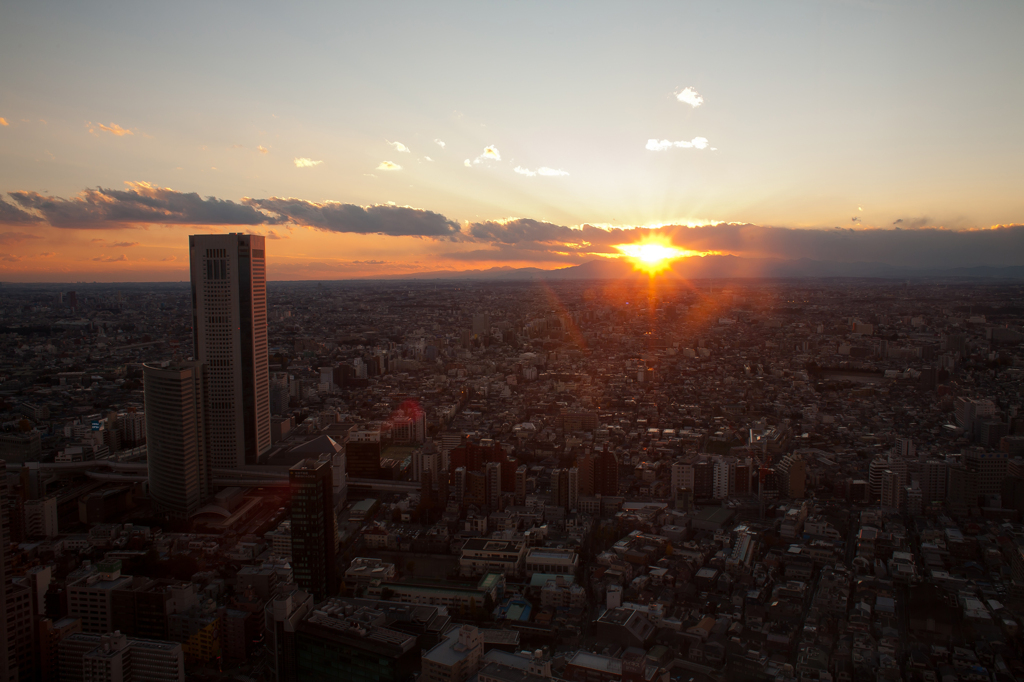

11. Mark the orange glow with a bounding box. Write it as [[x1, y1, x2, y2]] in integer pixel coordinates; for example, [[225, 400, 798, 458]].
[[615, 236, 711, 276]]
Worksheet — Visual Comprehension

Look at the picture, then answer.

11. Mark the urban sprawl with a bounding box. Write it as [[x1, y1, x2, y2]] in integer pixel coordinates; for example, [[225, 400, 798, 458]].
[[2, 234, 1024, 682]]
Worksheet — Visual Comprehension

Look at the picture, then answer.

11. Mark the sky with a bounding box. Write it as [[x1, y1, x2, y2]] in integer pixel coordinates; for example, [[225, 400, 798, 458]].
[[1, 0, 1023, 282]]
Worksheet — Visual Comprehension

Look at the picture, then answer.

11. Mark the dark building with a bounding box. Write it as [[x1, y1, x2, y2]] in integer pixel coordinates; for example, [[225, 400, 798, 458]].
[[144, 362, 210, 520], [449, 441, 516, 491], [693, 460, 714, 500], [295, 603, 419, 682], [111, 579, 196, 640], [290, 458, 337, 601], [346, 441, 383, 479], [593, 447, 619, 497]]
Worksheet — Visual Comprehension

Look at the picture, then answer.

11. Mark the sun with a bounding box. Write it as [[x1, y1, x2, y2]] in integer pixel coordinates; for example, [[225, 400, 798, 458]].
[[615, 236, 700, 275]]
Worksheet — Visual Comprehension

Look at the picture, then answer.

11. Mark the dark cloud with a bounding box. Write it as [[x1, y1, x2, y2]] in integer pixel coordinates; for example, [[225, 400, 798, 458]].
[[0, 231, 42, 246], [658, 222, 1024, 268], [0, 198, 43, 225], [112, 241, 139, 247], [9, 182, 280, 229], [468, 218, 577, 244], [444, 245, 597, 263], [93, 254, 128, 262], [246, 197, 461, 239], [4, 181, 1024, 269]]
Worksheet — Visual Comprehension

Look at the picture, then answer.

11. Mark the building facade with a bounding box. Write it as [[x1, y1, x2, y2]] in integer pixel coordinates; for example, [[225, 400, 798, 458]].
[[289, 458, 337, 600], [144, 362, 210, 519], [189, 233, 271, 468]]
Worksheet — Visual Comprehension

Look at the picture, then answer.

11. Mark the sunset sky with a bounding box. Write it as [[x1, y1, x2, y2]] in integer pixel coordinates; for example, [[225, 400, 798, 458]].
[[2, 1, 1023, 281]]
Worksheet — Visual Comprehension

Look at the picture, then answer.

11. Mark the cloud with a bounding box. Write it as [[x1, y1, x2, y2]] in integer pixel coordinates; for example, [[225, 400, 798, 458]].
[[377, 161, 402, 171], [0, 254, 22, 262], [38, 252, 55, 257], [424, 156, 433, 162], [93, 254, 128, 262], [266, 229, 286, 239], [464, 159, 472, 167], [9, 181, 280, 229], [244, 197, 462, 239], [675, 87, 704, 108], [162, 256, 176, 261], [294, 158, 323, 167], [0, 198, 43, 225], [646, 137, 710, 151], [112, 241, 139, 247], [469, 145, 501, 164], [0, 231, 42, 245], [387, 141, 410, 153], [514, 166, 569, 177], [257, 145, 269, 154], [0, 118, 8, 126], [88, 122, 134, 136], [434, 139, 446, 148], [10, 181, 1024, 270]]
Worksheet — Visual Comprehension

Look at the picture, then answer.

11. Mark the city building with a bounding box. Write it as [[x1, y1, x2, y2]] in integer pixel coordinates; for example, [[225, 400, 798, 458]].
[[67, 560, 135, 634], [422, 625, 485, 682], [289, 458, 338, 600], [23, 494, 58, 538], [58, 630, 185, 682], [294, 602, 419, 682], [144, 362, 210, 519], [460, 539, 526, 577], [189, 233, 271, 468], [265, 588, 314, 682]]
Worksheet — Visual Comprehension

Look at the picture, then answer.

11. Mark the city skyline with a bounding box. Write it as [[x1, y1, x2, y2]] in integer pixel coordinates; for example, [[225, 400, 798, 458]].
[[2, 1, 1024, 281]]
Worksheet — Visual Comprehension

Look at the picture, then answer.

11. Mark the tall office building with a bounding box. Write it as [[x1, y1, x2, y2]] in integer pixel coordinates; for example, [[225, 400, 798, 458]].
[[452, 467, 467, 507], [289, 459, 337, 601], [189, 233, 270, 468], [484, 461, 502, 509], [514, 465, 527, 507], [593, 446, 619, 497], [670, 460, 694, 496], [922, 459, 948, 505], [963, 447, 1007, 497], [551, 468, 566, 509], [567, 467, 579, 511], [144, 362, 210, 519]]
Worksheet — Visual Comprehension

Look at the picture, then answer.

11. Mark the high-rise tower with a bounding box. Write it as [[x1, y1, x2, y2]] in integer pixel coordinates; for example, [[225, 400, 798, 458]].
[[189, 234, 270, 468], [144, 362, 210, 519], [289, 458, 337, 601]]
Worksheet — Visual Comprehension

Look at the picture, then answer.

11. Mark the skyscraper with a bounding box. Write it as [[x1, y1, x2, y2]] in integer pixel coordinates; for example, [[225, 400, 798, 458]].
[[593, 446, 619, 497], [144, 362, 210, 519], [189, 233, 270, 468], [484, 461, 502, 509], [289, 459, 337, 601], [514, 465, 527, 507], [567, 467, 579, 511]]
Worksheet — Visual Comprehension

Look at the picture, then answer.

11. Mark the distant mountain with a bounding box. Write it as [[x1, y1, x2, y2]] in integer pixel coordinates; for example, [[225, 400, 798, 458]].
[[365, 255, 1024, 281]]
